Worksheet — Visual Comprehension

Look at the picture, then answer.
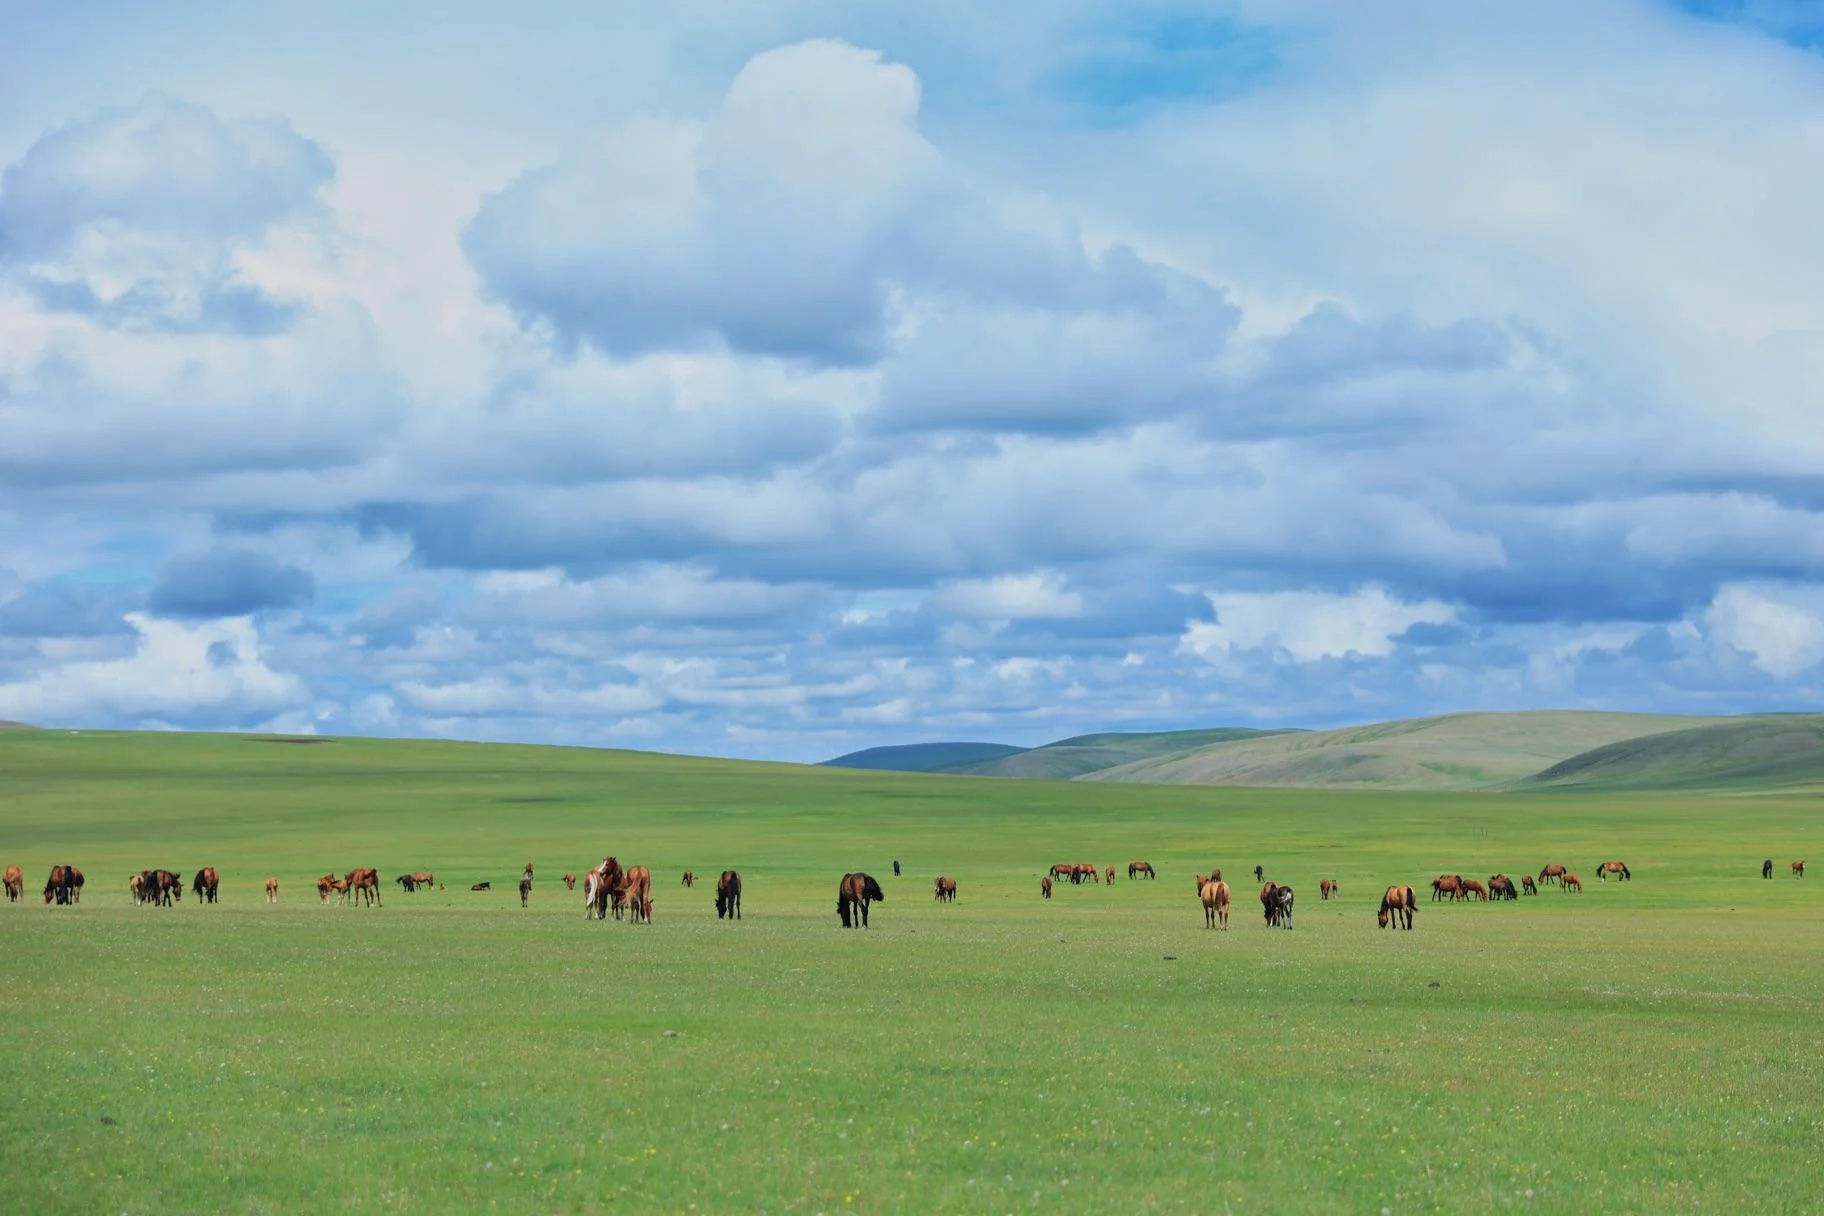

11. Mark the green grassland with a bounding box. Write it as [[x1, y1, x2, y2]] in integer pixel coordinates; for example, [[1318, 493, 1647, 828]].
[[2, 729, 1821, 1213]]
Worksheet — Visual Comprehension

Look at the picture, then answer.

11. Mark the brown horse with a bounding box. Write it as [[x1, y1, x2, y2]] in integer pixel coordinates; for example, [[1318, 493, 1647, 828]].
[[1597, 861, 1631, 882], [1128, 861, 1156, 880], [1320, 879, 1337, 901], [1488, 874, 1517, 901], [584, 857, 624, 921], [317, 873, 336, 903], [1793, 860, 1806, 878], [933, 876, 957, 902], [1377, 885, 1416, 930], [192, 867, 220, 904], [1521, 875, 1538, 896], [837, 872, 885, 927], [1105, 866, 1116, 885], [1041, 876, 1053, 899], [1197, 876, 1230, 929], [716, 870, 742, 920], [519, 874, 532, 906], [265, 877, 279, 904], [563, 872, 577, 891], [344, 868, 382, 907], [3, 864, 22, 903], [1049, 863, 1074, 880], [1430, 874, 1463, 901], [1562, 872, 1582, 893], [681, 871, 696, 888], [1539, 864, 1566, 886], [1460, 878, 1488, 902], [623, 866, 652, 924]]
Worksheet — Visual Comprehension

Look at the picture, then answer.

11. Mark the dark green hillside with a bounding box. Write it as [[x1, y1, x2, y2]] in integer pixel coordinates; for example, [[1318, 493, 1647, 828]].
[[819, 740, 1025, 771], [1523, 714, 1824, 790]]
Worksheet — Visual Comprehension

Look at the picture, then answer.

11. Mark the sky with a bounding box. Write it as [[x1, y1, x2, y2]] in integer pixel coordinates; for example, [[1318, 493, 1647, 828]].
[[2, 0, 1823, 760]]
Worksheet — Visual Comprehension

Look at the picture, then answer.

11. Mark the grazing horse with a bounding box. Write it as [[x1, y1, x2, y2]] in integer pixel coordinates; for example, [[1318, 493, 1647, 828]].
[[1763, 859, 1774, 879], [265, 877, 279, 904], [192, 867, 220, 904], [406, 871, 434, 890], [317, 873, 336, 903], [1320, 879, 1337, 901], [681, 871, 696, 888], [1562, 872, 1582, 893], [1488, 874, 1518, 901], [716, 870, 743, 920], [1197, 876, 1231, 929], [1460, 878, 1488, 902], [1377, 885, 1416, 929], [837, 873, 885, 928], [1049, 863, 1074, 881], [344, 868, 381, 907], [1105, 866, 1116, 885], [1794, 860, 1807, 879], [45, 864, 74, 905], [1521, 875, 1538, 896], [3, 864, 23, 903], [395, 874, 419, 893], [1597, 861, 1631, 882], [1539, 864, 1566, 887], [563, 873, 577, 891], [933, 876, 957, 903], [1260, 882, 1294, 928], [1254, 865, 1264, 883], [1129, 861, 1156, 880], [1430, 874, 1463, 902], [1041, 876, 1052, 899], [519, 874, 532, 906], [129, 873, 145, 904], [141, 869, 182, 906]]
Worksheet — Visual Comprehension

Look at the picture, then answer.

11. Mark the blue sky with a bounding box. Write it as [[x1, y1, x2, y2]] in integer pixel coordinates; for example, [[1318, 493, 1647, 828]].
[[3, 1, 1823, 759]]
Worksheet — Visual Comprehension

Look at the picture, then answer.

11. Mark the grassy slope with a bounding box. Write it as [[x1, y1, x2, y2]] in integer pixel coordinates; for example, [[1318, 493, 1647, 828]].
[[821, 741, 1027, 772], [1083, 710, 1735, 790], [1524, 715, 1824, 790], [943, 728, 1296, 779], [2, 729, 1821, 1212]]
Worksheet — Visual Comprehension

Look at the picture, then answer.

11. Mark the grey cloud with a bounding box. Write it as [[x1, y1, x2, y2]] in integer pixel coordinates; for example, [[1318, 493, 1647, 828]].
[[0, 584, 137, 638], [149, 551, 316, 619]]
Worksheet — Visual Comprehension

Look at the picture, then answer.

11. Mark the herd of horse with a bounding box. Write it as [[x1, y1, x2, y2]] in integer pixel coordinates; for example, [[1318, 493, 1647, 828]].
[[9, 855, 1810, 933]]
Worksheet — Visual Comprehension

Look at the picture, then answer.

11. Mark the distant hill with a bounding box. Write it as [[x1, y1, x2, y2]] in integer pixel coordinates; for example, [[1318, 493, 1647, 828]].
[[0, 721, 35, 730], [819, 741, 1025, 772], [1522, 715, 1824, 791], [1081, 711, 1732, 790], [946, 728, 1301, 779]]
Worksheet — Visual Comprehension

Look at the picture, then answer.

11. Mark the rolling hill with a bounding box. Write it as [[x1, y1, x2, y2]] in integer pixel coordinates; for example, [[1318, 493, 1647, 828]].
[[1080, 710, 1736, 790], [1522, 714, 1824, 791], [943, 727, 1301, 779], [819, 741, 1025, 772]]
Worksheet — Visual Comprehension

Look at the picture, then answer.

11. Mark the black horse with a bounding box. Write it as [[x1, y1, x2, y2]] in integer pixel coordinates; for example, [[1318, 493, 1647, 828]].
[[1253, 864, 1264, 883], [716, 870, 743, 920], [892, 860, 900, 876], [1763, 858, 1774, 879], [837, 873, 885, 928]]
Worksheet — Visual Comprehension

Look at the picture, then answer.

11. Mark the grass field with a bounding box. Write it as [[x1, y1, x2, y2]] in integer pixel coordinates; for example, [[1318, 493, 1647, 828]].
[[2, 730, 1821, 1213]]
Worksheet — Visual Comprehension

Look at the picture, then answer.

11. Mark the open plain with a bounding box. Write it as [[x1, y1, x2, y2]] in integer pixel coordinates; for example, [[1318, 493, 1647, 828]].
[[2, 729, 1820, 1213]]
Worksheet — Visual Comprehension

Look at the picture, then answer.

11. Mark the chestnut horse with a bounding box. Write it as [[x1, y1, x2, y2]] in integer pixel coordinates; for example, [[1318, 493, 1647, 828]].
[[1105, 866, 1116, 885], [3, 864, 22, 903], [519, 874, 532, 906], [584, 857, 624, 921], [623, 866, 652, 924], [1488, 874, 1518, 901], [1539, 864, 1566, 886], [563, 872, 577, 891], [1377, 885, 1416, 930], [716, 870, 742, 920], [681, 871, 696, 888], [1794, 860, 1807, 878], [1521, 875, 1538, 895], [1197, 875, 1230, 929], [933, 876, 957, 903], [1562, 872, 1582, 893], [192, 866, 220, 904], [1597, 861, 1631, 882], [265, 877, 279, 904], [344, 868, 381, 907], [1460, 878, 1488, 902], [1320, 879, 1337, 901], [837, 873, 885, 927], [1041, 876, 1053, 899], [1431, 874, 1463, 901], [1128, 861, 1156, 880]]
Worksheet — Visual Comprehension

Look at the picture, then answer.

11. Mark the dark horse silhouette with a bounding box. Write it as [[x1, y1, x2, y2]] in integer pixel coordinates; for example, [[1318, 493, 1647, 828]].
[[1763, 858, 1774, 879], [837, 873, 885, 928], [892, 860, 901, 876], [716, 870, 743, 920]]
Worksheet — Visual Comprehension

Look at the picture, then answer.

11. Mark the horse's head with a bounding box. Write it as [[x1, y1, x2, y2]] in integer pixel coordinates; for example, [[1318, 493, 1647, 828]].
[[1378, 907, 1389, 928]]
